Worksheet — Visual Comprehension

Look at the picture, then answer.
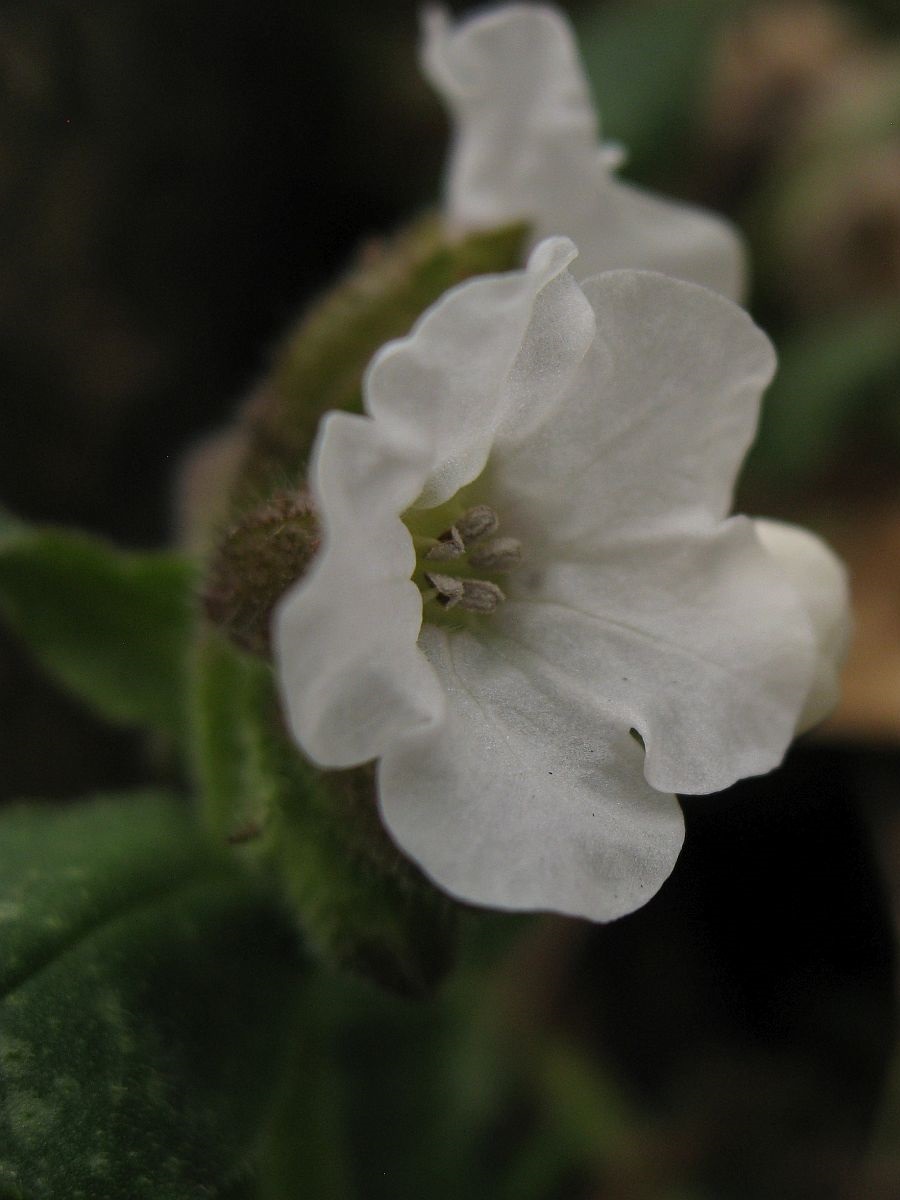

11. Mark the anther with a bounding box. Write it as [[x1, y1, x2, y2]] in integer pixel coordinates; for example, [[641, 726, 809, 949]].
[[458, 579, 505, 613], [424, 525, 465, 561], [424, 571, 465, 608], [456, 505, 499, 545], [468, 536, 523, 572]]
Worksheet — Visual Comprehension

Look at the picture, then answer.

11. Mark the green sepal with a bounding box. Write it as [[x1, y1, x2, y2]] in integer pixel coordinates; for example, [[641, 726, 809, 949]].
[[0, 790, 302, 1200], [229, 215, 528, 509], [190, 629, 457, 998], [0, 513, 195, 737]]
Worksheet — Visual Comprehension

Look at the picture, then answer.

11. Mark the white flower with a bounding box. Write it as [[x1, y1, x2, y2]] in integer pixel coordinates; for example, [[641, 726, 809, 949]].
[[423, 3, 745, 299], [274, 238, 848, 922]]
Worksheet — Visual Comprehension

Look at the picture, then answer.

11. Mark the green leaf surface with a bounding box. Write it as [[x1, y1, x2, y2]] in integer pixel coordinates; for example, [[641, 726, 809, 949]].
[[0, 518, 196, 736], [0, 791, 301, 1200], [190, 630, 456, 997], [0, 790, 212, 997]]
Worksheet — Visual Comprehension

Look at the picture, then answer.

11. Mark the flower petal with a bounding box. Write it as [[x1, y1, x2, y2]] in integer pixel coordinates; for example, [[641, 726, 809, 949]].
[[754, 518, 852, 732], [566, 177, 745, 301], [366, 236, 594, 508], [422, 4, 601, 231], [274, 411, 445, 768], [490, 270, 776, 550], [378, 624, 684, 921], [422, 4, 745, 297], [500, 518, 816, 794]]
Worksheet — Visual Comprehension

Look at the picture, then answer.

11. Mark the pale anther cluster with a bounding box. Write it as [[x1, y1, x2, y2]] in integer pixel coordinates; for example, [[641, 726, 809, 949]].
[[420, 504, 523, 614]]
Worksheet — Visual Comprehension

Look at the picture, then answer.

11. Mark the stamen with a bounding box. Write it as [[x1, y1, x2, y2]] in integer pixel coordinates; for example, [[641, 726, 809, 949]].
[[424, 571, 465, 608], [424, 525, 465, 561], [468, 536, 523, 572], [415, 503, 516, 620], [458, 579, 505, 613], [456, 505, 499, 545]]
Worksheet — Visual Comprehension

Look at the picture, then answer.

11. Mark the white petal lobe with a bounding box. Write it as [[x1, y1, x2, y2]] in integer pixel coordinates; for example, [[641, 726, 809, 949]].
[[422, 4, 745, 297], [500, 519, 816, 795], [754, 518, 852, 732], [379, 625, 684, 921], [568, 178, 746, 301], [423, 5, 600, 231], [274, 412, 445, 768], [491, 271, 775, 547], [366, 237, 594, 507]]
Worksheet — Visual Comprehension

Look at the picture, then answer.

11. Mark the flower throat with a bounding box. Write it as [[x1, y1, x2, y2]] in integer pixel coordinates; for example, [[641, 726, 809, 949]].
[[406, 503, 523, 620]]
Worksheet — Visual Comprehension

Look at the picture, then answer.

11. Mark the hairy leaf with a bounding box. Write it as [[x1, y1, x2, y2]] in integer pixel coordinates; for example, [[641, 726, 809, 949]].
[[0, 791, 301, 1200], [0, 516, 195, 736]]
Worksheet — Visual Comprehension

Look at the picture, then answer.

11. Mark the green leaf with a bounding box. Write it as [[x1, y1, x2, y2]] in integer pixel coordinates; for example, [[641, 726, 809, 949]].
[[747, 305, 900, 483], [190, 630, 456, 997], [0, 791, 301, 1200], [578, 0, 737, 183], [0, 517, 196, 736], [0, 790, 212, 997]]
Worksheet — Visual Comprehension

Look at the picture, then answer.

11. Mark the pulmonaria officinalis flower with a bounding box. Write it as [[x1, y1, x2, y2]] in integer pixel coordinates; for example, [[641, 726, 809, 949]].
[[274, 238, 849, 922], [423, 3, 745, 299]]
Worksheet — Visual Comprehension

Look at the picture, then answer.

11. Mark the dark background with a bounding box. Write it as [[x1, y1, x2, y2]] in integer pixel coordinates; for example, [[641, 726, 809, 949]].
[[0, 0, 454, 800]]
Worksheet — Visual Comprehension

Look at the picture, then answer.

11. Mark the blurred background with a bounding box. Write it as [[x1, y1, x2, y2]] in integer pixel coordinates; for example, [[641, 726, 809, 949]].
[[2, 0, 900, 1195]]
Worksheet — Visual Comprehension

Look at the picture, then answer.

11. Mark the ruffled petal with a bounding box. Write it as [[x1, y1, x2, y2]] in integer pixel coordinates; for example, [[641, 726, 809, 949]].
[[566, 177, 745, 301], [422, 5, 601, 232], [490, 270, 775, 550], [499, 518, 815, 795], [366, 237, 594, 508], [274, 412, 445, 768], [378, 624, 684, 921], [423, 4, 745, 297], [754, 518, 852, 732]]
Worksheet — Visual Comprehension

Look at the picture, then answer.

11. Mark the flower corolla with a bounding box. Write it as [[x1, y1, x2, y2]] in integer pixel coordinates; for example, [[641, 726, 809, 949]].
[[423, 3, 745, 299], [274, 239, 849, 922]]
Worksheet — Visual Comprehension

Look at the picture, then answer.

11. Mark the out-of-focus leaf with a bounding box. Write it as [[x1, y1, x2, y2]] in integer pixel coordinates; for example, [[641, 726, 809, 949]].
[[578, 0, 738, 182], [0, 790, 211, 996], [0, 515, 196, 736], [254, 997, 354, 1200], [0, 790, 301, 1200], [286, 929, 673, 1200], [190, 629, 456, 998], [748, 306, 900, 482]]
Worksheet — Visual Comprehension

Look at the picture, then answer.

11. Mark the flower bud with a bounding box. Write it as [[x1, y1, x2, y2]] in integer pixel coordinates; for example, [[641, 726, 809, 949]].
[[202, 487, 320, 656]]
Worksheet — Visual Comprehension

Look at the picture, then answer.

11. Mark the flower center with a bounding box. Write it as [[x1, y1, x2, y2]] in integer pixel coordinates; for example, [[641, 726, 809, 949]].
[[405, 503, 524, 622]]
